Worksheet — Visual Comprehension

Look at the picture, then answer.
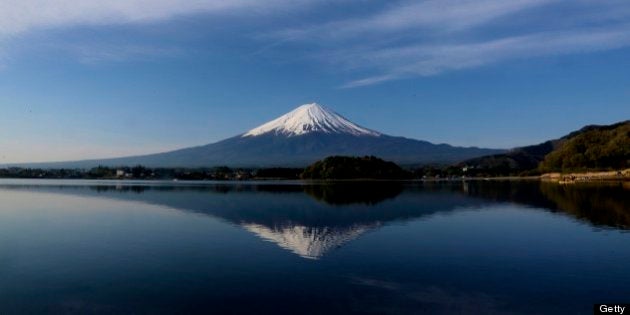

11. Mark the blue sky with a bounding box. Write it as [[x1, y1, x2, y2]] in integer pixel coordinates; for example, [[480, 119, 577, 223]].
[[1, 0, 629, 163]]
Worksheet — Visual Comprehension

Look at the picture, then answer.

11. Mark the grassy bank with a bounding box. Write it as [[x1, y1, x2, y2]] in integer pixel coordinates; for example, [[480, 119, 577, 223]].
[[541, 169, 630, 183]]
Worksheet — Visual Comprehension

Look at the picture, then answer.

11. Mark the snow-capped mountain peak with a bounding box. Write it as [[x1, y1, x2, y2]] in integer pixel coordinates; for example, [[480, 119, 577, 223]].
[[242, 103, 381, 137]]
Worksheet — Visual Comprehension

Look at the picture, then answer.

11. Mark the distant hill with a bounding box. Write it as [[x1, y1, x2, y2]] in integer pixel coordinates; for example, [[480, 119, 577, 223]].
[[461, 140, 558, 175], [462, 120, 630, 175]]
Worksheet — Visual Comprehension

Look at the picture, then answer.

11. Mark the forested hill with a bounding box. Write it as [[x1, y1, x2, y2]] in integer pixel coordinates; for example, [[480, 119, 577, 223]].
[[301, 156, 411, 179], [539, 121, 629, 172], [462, 120, 629, 175]]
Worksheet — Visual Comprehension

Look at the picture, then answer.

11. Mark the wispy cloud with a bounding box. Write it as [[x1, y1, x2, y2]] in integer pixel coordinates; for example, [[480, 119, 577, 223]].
[[2, 0, 630, 86], [0, 0, 336, 66], [263, 0, 630, 87], [0, 0, 328, 36], [270, 0, 556, 41], [341, 25, 630, 87]]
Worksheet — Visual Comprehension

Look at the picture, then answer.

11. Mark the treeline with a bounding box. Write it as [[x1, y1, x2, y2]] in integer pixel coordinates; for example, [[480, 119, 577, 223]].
[[0, 164, 473, 180], [0, 158, 526, 181], [409, 165, 523, 178], [0, 166, 302, 180], [0, 156, 420, 180], [302, 156, 411, 179]]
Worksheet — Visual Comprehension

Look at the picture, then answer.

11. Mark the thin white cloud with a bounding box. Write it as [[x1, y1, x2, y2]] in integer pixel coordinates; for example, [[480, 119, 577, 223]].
[[270, 0, 556, 42], [0, 0, 325, 36], [2, 0, 630, 86], [0, 0, 336, 66], [260, 0, 630, 87], [341, 25, 630, 87]]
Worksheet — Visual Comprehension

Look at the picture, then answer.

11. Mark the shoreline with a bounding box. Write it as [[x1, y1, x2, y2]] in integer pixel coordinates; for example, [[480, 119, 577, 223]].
[[541, 169, 630, 184], [0, 171, 629, 183]]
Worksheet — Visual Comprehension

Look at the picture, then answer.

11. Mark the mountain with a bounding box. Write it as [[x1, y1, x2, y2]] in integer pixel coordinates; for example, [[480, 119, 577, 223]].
[[462, 120, 630, 174], [11, 103, 503, 168], [461, 140, 558, 175]]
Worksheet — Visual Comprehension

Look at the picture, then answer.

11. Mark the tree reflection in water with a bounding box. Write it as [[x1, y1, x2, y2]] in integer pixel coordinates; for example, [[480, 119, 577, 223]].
[[0, 179, 627, 259]]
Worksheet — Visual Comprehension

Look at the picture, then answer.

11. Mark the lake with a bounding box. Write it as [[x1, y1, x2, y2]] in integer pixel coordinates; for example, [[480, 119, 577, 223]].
[[0, 179, 628, 314]]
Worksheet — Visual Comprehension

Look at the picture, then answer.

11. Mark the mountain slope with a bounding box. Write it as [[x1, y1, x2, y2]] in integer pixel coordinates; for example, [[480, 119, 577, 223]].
[[463, 120, 630, 174], [539, 120, 629, 171], [11, 103, 504, 168]]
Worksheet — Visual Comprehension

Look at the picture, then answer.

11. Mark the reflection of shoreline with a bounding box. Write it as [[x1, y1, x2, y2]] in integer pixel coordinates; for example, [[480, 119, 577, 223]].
[[303, 183, 403, 205], [1, 180, 628, 258], [1, 181, 627, 231], [0, 182, 476, 259], [539, 182, 630, 229], [462, 180, 630, 229]]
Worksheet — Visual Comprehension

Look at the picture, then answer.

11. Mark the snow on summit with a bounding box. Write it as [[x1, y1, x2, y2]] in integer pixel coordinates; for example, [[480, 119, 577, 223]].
[[242, 103, 381, 137]]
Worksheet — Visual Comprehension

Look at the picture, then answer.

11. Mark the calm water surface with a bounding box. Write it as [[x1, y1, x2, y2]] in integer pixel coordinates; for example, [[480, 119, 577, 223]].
[[0, 179, 628, 314]]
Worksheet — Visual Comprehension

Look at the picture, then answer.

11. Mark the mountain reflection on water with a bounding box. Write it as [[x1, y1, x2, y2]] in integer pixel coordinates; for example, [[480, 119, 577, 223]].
[[303, 183, 404, 205], [1, 180, 628, 259]]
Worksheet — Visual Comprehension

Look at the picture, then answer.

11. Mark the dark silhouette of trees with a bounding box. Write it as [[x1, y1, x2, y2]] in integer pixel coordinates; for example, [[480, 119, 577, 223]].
[[301, 156, 411, 179]]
